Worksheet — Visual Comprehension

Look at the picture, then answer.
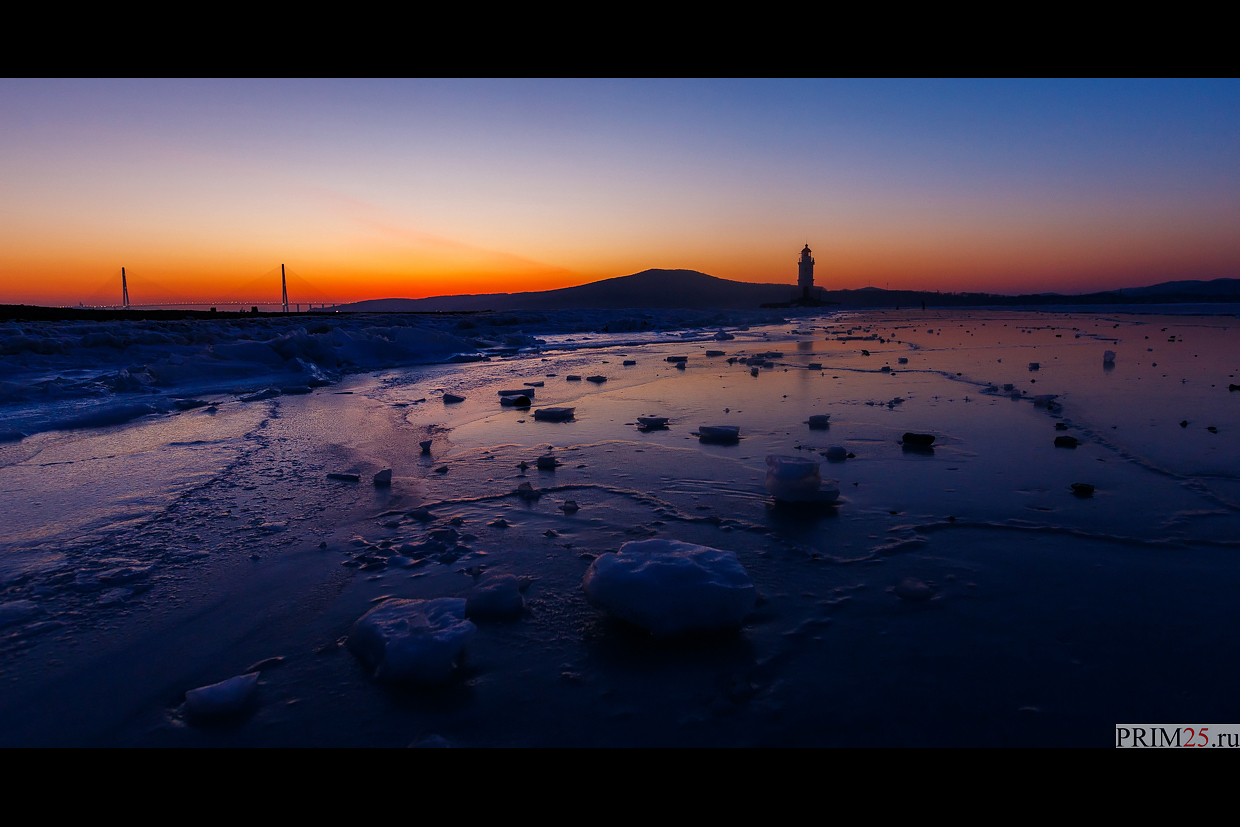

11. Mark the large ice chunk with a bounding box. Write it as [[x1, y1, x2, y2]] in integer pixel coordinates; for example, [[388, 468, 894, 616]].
[[347, 598, 475, 683], [764, 455, 840, 502], [582, 539, 755, 637]]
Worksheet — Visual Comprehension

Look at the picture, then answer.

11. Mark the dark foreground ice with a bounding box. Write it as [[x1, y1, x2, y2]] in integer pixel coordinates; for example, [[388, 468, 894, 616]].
[[2, 308, 1239, 746]]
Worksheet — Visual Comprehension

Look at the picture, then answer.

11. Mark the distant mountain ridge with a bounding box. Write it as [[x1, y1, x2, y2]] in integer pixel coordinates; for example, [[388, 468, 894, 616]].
[[1119, 278, 1240, 297], [332, 270, 1240, 313], [335, 270, 798, 312]]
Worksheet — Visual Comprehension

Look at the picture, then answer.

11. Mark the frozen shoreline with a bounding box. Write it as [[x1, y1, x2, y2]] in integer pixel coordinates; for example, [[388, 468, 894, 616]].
[[0, 307, 801, 440], [3, 306, 1240, 746]]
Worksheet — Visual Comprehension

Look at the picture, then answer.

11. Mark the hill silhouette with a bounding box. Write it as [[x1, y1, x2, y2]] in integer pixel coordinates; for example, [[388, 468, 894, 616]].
[[334, 269, 799, 312]]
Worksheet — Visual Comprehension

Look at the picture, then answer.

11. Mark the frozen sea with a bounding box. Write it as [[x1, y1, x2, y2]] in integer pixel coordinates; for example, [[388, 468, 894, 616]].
[[1, 306, 1239, 746]]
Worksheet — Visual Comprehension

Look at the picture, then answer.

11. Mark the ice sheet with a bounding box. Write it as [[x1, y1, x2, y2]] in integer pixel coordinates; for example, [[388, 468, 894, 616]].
[[3, 307, 1240, 746]]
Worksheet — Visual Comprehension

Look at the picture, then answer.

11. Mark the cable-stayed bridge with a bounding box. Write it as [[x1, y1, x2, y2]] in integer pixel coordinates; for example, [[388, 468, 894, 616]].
[[77, 265, 342, 311]]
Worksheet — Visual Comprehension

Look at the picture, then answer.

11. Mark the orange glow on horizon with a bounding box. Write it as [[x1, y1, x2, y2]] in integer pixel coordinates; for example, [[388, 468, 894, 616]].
[[4, 204, 1239, 306]]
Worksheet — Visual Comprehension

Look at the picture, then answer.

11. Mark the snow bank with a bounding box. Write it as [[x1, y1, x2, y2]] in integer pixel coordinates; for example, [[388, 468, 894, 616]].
[[582, 539, 755, 636]]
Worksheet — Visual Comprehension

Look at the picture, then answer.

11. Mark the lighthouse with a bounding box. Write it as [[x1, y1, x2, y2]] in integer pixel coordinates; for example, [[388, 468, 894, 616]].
[[798, 243, 814, 301]]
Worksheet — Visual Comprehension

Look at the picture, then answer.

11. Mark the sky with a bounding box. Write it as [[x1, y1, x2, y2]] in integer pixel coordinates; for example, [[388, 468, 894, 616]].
[[2, 79, 1239, 305]]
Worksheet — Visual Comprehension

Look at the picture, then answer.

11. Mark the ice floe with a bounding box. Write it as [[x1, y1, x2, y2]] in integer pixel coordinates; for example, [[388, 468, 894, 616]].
[[764, 455, 840, 503], [582, 539, 756, 637], [347, 598, 475, 683]]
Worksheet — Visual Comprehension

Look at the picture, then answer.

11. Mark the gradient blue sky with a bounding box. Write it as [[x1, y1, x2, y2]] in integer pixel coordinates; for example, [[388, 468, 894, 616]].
[[3, 79, 1238, 303]]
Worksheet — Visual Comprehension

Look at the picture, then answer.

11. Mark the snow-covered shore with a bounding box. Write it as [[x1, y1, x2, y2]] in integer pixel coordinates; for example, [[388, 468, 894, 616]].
[[0, 307, 794, 439]]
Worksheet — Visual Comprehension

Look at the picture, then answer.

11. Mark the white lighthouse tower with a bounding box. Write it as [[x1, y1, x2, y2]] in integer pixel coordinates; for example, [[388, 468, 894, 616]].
[[798, 243, 815, 301]]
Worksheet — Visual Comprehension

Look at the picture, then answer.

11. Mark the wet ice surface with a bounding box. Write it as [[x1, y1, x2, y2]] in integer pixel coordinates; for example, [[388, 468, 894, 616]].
[[2, 308, 1240, 745]]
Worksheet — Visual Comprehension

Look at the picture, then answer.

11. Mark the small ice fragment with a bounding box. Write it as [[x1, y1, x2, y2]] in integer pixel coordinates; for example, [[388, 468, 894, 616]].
[[1070, 483, 1095, 497], [1032, 394, 1058, 408], [420, 440, 432, 453], [566, 375, 582, 381], [0, 600, 39, 629], [434, 466, 449, 474], [897, 357, 909, 364], [245, 656, 286, 673], [714, 331, 735, 340], [347, 598, 475, 683], [327, 472, 361, 482], [706, 351, 725, 357], [281, 385, 312, 395], [523, 381, 545, 387], [1054, 436, 1079, 448], [442, 393, 465, 404], [536, 455, 558, 470], [185, 672, 259, 718], [1003, 383, 1015, 391], [374, 469, 392, 486], [806, 362, 822, 370], [582, 539, 756, 637], [1103, 351, 1116, 364], [1028, 362, 1040, 370], [408, 506, 433, 521], [881, 366, 891, 372], [666, 356, 687, 363], [675, 362, 686, 370], [901, 433, 936, 446], [464, 575, 524, 619], [861, 349, 870, 356], [808, 414, 830, 429], [516, 482, 541, 500], [750, 367, 760, 376], [560, 500, 580, 513], [623, 360, 637, 365], [893, 579, 934, 602], [97, 565, 151, 585], [534, 407, 575, 421], [500, 394, 532, 407], [637, 416, 669, 429], [824, 446, 848, 461], [698, 425, 740, 444], [586, 375, 607, 383]]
